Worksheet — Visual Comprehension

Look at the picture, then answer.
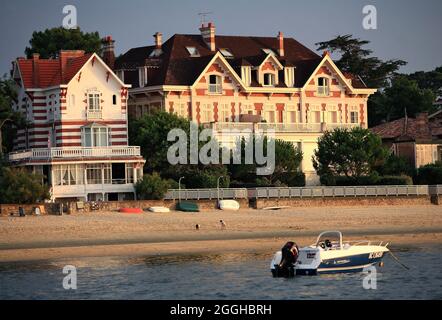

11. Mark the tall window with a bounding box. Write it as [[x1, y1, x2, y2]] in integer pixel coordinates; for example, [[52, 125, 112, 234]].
[[264, 105, 275, 123], [309, 106, 322, 123], [53, 164, 84, 186], [201, 104, 213, 123], [208, 75, 222, 94], [350, 111, 359, 124], [82, 125, 110, 147], [126, 164, 134, 183], [317, 77, 330, 96], [86, 164, 102, 184], [285, 105, 300, 123], [219, 104, 230, 122], [263, 73, 275, 86], [242, 104, 254, 115], [88, 93, 100, 111]]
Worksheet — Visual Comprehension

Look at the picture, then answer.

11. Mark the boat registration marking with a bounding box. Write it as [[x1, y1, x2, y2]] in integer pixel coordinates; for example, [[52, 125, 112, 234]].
[[369, 252, 383, 259]]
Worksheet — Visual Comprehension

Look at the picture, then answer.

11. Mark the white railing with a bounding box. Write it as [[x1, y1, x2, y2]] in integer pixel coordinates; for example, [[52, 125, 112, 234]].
[[326, 123, 359, 130], [212, 122, 255, 132], [163, 185, 442, 201], [8, 146, 141, 161], [164, 188, 248, 200], [256, 122, 322, 132], [86, 110, 103, 119], [250, 185, 433, 199]]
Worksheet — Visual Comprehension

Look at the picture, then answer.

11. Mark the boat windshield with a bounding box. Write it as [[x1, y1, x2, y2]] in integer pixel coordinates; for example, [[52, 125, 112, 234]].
[[315, 231, 343, 250]]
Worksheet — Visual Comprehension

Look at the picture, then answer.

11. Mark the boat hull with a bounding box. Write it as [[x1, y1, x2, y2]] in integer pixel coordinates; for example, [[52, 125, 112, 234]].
[[317, 252, 386, 274]]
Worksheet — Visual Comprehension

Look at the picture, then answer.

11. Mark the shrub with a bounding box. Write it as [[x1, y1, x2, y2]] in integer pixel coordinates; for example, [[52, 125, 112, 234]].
[[416, 164, 442, 185], [0, 167, 50, 204], [280, 171, 306, 187], [377, 175, 413, 185], [135, 173, 173, 200], [324, 173, 412, 186]]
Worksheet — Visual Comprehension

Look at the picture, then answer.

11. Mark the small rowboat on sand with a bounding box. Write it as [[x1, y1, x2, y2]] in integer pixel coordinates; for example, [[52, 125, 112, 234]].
[[147, 206, 170, 213], [119, 207, 143, 214], [218, 200, 240, 211]]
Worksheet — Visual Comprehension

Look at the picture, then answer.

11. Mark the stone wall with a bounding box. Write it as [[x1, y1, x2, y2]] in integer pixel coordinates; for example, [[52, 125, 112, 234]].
[[0, 198, 250, 216], [253, 196, 432, 209]]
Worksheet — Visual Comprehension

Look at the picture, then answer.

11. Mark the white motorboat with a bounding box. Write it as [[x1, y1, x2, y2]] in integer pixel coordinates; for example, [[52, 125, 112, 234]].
[[270, 231, 390, 276]]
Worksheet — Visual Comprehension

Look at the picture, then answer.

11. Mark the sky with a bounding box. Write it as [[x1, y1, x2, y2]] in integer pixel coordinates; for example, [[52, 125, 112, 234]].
[[0, 0, 441, 76]]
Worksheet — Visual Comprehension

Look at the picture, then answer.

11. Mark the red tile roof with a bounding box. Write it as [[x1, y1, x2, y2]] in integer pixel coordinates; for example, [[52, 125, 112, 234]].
[[16, 51, 92, 89], [370, 114, 433, 141]]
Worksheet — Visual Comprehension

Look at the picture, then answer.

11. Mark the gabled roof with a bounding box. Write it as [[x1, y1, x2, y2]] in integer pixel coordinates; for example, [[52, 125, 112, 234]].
[[15, 51, 93, 89], [15, 51, 127, 90], [115, 33, 328, 88]]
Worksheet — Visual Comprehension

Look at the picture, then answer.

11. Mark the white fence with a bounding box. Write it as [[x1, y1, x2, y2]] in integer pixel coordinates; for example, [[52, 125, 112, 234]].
[[164, 185, 442, 200], [164, 188, 248, 200], [8, 146, 141, 161], [250, 185, 441, 198]]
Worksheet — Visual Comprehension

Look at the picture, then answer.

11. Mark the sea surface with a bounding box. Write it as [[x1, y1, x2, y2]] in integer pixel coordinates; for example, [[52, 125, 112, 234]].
[[0, 244, 441, 299]]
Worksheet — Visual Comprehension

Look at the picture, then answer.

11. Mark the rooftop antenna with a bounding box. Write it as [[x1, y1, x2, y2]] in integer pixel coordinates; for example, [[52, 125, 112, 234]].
[[198, 11, 213, 25]]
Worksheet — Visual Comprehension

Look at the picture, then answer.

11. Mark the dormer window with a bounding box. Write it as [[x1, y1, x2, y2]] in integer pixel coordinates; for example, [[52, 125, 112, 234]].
[[241, 66, 251, 86], [186, 47, 200, 57], [262, 48, 275, 55], [263, 73, 275, 86], [317, 77, 329, 96], [208, 75, 222, 94], [284, 67, 295, 87], [220, 48, 233, 58]]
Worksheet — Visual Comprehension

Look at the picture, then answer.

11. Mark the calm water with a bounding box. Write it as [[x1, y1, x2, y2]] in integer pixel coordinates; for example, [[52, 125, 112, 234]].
[[0, 245, 441, 300]]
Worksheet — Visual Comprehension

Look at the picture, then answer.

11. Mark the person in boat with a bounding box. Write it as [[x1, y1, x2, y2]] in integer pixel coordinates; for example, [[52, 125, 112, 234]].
[[279, 241, 299, 268]]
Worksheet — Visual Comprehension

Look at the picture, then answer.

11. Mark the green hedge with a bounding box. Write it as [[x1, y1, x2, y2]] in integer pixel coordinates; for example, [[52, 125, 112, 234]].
[[416, 164, 442, 185], [325, 174, 413, 186]]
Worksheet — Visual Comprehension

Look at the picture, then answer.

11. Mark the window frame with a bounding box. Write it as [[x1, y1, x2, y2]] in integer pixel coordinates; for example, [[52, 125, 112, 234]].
[[208, 74, 222, 94], [317, 77, 330, 96], [263, 73, 275, 86]]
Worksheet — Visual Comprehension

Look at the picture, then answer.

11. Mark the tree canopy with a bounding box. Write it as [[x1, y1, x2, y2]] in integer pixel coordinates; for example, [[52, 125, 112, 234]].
[[25, 27, 101, 59], [316, 34, 406, 89], [0, 76, 25, 154], [313, 127, 388, 185], [0, 164, 50, 204]]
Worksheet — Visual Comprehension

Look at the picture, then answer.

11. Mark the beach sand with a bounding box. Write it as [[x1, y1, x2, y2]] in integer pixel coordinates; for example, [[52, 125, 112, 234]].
[[0, 205, 441, 262]]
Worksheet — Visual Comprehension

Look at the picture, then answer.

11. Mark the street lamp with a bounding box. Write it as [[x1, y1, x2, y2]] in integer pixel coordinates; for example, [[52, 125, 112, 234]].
[[178, 176, 185, 202], [217, 176, 224, 202]]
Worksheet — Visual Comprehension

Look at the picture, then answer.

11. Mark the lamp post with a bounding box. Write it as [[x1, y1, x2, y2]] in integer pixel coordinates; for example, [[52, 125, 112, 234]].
[[178, 176, 185, 202], [217, 176, 224, 202]]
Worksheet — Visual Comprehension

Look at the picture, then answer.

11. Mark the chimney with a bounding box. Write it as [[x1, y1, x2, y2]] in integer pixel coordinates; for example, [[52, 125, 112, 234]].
[[277, 32, 284, 57], [101, 35, 116, 69], [153, 32, 163, 49], [199, 22, 216, 51], [416, 112, 430, 137], [32, 53, 40, 87]]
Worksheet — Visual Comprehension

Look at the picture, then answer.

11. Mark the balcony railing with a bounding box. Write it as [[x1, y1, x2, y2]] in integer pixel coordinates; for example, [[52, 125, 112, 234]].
[[210, 122, 360, 133], [86, 110, 103, 119], [208, 84, 222, 94], [8, 146, 141, 162]]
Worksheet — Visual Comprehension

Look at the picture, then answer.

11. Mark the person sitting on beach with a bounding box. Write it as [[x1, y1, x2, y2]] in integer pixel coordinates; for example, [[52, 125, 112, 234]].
[[219, 220, 226, 230]]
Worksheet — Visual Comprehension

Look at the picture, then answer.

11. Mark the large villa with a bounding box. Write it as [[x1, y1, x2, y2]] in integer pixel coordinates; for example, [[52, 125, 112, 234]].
[[7, 22, 377, 201]]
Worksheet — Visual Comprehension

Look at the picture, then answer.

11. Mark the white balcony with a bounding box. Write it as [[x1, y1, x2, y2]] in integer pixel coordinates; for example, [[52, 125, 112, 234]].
[[9, 146, 141, 162], [210, 122, 360, 133], [86, 110, 103, 119]]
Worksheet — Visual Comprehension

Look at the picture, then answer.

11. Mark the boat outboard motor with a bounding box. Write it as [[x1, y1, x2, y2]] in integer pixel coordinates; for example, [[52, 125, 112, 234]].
[[276, 241, 299, 277]]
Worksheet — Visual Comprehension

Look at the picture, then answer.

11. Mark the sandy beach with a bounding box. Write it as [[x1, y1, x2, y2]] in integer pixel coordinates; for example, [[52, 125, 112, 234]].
[[1, 205, 441, 262]]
